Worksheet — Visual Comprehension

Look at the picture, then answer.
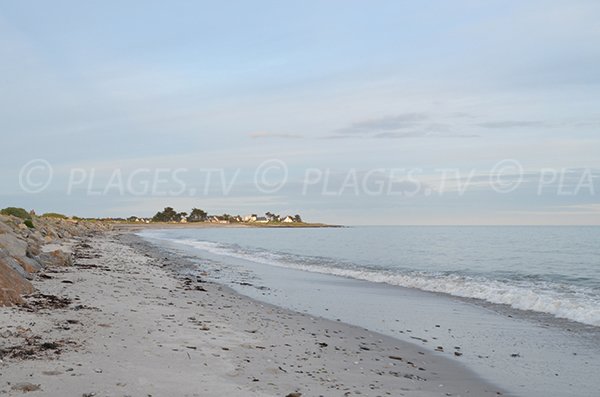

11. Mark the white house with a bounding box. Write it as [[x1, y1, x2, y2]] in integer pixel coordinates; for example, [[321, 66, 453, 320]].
[[282, 215, 295, 223], [243, 214, 257, 222], [209, 215, 230, 224]]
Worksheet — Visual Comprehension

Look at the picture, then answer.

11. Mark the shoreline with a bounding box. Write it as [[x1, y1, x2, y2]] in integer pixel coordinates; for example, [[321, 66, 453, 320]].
[[136, 226, 600, 397], [0, 229, 505, 396]]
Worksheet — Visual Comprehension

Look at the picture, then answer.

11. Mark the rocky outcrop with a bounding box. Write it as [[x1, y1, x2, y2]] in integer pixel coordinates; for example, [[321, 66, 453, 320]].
[[37, 250, 73, 267], [0, 229, 28, 257], [0, 248, 33, 279], [0, 214, 110, 306], [0, 259, 33, 305]]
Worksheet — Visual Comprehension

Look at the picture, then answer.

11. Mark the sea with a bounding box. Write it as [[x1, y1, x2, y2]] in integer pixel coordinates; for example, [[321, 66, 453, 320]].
[[139, 226, 600, 397]]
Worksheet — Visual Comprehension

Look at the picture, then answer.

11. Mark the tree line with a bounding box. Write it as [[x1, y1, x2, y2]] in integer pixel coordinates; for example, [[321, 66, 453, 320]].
[[150, 207, 207, 222]]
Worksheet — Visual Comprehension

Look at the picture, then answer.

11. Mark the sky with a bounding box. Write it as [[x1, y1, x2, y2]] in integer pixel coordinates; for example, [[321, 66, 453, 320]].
[[1, 0, 600, 224]]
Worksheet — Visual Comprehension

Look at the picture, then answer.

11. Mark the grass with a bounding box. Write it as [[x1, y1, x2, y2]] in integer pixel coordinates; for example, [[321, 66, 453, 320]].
[[0, 207, 31, 220], [41, 212, 69, 219]]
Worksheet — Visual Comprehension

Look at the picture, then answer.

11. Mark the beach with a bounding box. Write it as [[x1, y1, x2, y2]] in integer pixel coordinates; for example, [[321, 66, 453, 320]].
[[0, 228, 504, 396]]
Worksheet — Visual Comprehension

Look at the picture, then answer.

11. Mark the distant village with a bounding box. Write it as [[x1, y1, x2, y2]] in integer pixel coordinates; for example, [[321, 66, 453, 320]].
[[127, 207, 304, 225]]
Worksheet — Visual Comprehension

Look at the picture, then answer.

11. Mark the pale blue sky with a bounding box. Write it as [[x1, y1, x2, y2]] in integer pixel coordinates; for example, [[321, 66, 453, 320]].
[[1, 1, 599, 224]]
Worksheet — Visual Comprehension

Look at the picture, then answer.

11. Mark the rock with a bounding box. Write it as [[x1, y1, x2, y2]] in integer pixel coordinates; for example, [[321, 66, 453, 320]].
[[0, 215, 110, 305], [37, 249, 73, 267], [0, 249, 30, 278], [0, 274, 32, 304], [14, 255, 43, 274], [40, 342, 60, 350], [0, 217, 13, 233], [0, 232, 27, 257], [26, 236, 43, 257], [286, 393, 302, 397]]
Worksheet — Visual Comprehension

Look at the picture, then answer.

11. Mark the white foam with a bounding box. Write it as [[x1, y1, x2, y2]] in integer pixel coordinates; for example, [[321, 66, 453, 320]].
[[146, 235, 600, 327]]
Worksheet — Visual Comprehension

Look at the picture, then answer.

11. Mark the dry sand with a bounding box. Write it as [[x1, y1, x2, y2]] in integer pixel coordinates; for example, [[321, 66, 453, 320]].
[[0, 231, 505, 396]]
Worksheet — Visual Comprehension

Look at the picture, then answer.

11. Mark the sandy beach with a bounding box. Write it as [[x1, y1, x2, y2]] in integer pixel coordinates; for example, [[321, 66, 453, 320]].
[[0, 229, 505, 396]]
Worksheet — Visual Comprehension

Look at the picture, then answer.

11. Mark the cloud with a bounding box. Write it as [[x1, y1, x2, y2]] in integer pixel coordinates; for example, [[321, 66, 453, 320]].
[[477, 121, 545, 129], [322, 131, 479, 140], [373, 131, 428, 139], [338, 113, 429, 134], [331, 112, 479, 139], [374, 132, 480, 139], [476, 118, 600, 130], [249, 131, 303, 139], [339, 113, 600, 139]]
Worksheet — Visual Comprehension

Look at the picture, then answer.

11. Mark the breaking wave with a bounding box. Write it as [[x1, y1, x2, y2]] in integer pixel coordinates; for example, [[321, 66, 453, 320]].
[[151, 236, 600, 327]]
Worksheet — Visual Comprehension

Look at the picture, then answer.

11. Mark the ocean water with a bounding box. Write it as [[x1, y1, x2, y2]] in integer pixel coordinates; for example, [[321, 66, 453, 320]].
[[139, 226, 600, 397], [140, 226, 600, 327]]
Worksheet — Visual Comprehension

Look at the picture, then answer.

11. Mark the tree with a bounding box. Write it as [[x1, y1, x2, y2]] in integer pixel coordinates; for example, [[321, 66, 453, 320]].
[[294, 214, 302, 223], [188, 208, 207, 222], [266, 212, 280, 222], [152, 207, 179, 222]]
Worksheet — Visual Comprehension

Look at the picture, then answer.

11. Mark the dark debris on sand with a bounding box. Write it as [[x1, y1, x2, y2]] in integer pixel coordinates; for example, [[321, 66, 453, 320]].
[[73, 240, 101, 260], [180, 276, 208, 292], [18, 294, 72, 312], [0, 334, 76, 361]]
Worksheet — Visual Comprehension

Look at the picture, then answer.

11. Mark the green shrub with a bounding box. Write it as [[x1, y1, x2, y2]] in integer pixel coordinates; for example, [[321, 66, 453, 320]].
[[0, 207, 31, 220], [23, 219, 35, 228], [41, 212, 68, 219]]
